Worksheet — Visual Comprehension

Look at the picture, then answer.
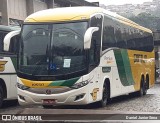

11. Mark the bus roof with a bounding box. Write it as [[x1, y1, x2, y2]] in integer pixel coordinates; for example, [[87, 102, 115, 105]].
[[24, 7, 151, 33], [0, 25, 20, 32], [24, 7, 103, 22]]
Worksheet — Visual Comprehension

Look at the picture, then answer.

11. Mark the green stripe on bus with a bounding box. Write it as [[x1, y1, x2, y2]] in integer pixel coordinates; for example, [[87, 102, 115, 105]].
[[114, 49, 128, 86], [121, 49, 134, 85], [114, 49, 134, 86], [48, 77, 80, 87]]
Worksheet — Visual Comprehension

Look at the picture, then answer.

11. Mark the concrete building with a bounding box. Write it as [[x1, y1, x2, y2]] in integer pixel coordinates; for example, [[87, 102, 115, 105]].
[[153, 31, 160, 68], [0, 0, 97, 26]]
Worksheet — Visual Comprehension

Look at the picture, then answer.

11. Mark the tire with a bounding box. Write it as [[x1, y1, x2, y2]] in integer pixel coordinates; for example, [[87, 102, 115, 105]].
[[98, 82, 109, 107], [0, 85, 4, 108], [144, 77, 149, 95], [143, 83, 147, 95], [138, 77, 146, 96]]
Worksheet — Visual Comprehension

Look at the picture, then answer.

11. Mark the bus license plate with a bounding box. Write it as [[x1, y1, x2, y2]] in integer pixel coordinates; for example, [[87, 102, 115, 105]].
[[42, 99, 56, 105]]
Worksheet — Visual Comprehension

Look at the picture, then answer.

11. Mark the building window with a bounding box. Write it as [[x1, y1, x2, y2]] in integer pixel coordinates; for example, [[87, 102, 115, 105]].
[[9, 18, 22, 26], [35, 0, 46, 2]]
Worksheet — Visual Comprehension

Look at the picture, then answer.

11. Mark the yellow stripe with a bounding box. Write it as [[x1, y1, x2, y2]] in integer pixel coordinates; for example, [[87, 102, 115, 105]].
[[0, 61, 7, 71], [20, 78, 62, 88], [127, 50, 155, 90]]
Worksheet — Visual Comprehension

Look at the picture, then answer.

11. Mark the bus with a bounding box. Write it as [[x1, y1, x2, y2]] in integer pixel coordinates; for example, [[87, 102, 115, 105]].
[[0, 25, 20, 108], [4, 7, 155, 108]]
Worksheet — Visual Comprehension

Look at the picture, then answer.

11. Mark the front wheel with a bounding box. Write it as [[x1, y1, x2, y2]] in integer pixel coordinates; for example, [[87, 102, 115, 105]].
[[98, 82, 109, 107]]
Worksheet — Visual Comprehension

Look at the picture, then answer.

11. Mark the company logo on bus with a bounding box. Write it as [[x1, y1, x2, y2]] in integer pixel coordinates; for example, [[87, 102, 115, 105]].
[[46, 89, 52, 95], [0, 61, 7, 72], [104, 56, 114, 64]]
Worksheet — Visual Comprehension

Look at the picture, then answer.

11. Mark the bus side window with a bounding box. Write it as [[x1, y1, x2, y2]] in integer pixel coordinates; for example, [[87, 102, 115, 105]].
[[117, 25, 127, 49], [114, 21, 128, 49], [0, 32, 3, 52], [90, 14, 103, 65], [143, 32, 154, 52], [9, 35, 20, 54], [102, 16, 116, 50], [127, 27, 135, 50], [90, 37, 96, 65], [134, 29, 143, 51], [0, 31, 7, 52], [115, 23, 123, 48]]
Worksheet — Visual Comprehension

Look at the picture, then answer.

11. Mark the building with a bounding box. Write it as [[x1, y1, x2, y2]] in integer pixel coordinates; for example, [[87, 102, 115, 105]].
[[0, 0, 97, 26], [153, 31, 160, 68]]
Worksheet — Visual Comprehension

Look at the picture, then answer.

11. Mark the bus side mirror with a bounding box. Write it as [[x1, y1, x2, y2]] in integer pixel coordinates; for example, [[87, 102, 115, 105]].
[[3, 30, 20, 51], [84, 27, 99, 49]]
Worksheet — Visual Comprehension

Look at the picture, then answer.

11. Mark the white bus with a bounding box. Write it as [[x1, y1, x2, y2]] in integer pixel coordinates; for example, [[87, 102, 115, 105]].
[[4, 7, 155, 108], [0, 25, 20, 108]]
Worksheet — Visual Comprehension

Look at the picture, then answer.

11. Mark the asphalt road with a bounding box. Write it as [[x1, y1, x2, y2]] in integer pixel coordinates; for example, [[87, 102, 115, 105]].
[[0, 81, 160, 122]]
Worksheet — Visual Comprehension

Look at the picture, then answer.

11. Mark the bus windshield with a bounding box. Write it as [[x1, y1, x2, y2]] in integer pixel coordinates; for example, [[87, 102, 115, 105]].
[[19, 22, 88, 77]]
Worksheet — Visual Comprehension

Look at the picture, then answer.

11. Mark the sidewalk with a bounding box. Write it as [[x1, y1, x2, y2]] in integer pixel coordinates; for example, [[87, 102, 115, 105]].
[[18, 108, 160, 122]]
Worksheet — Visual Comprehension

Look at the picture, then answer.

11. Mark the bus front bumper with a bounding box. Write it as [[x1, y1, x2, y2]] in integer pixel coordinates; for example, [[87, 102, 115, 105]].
[[17, 86, 90, 106]]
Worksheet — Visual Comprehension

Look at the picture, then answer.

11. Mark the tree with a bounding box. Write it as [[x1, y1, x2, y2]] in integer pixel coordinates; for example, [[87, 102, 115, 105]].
[[129, 12, 160, 31]]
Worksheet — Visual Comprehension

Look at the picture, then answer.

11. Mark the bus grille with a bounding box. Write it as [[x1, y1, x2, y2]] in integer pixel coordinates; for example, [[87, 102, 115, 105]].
[[27, 87, 72, 94]]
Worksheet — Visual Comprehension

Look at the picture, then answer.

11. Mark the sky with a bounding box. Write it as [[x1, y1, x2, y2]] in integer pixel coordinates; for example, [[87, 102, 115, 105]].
[[86, 0, 153, 6]]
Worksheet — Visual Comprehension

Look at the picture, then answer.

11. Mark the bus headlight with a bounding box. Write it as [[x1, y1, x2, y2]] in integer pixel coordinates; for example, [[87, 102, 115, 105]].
[[17, 83, 30, 90], [71, 80, 89, 89]]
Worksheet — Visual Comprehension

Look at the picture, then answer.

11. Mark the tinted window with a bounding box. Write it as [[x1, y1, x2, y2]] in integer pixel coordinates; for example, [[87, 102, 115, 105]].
[[9, 35, 20, 54], [0, 31, 7, 52], [130, 29, 153, 52], [102, 16, 116, 50], [102, 15, 153, 52], [0, 31, 19, 54], [127, 27, 135, 49], [115, 23, 127, 49], [19, 22, 88, 77], [90, 14, 103, 64], [143, 32, 154, 51]]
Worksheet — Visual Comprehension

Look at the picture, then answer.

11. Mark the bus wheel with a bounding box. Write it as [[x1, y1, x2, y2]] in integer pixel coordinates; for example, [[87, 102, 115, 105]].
[[0, 85, 4, 108], [138, 77, 146, 96], [143, 84, 147, 95], [98, 82, 108, 107], [144, 76, 149, 95]]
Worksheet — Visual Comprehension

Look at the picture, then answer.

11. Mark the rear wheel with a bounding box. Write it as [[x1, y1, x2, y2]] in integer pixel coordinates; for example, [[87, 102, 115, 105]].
[[144, 76, 149, 95], [0, 85, 4, 108], [138, 77, 146, 96]]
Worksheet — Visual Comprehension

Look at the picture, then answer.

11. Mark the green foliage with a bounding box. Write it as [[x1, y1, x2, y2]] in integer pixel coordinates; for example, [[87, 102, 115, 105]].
[[129, 12, 160, 31]]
